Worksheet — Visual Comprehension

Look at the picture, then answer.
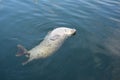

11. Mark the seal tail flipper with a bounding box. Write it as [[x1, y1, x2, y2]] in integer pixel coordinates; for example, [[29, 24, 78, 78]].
[[16, 44, 29, 57]]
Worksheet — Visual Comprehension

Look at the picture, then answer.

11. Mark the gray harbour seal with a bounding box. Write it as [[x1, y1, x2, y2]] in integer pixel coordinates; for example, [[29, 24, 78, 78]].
[[16, 27, 76, 65]]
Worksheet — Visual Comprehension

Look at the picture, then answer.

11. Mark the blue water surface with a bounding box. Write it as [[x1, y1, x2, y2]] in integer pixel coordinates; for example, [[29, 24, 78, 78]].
[[0, 0, 120, 80]]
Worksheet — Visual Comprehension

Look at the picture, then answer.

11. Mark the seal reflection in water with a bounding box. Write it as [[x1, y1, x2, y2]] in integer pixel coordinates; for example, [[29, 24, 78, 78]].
[[16, 27, 76, 65]]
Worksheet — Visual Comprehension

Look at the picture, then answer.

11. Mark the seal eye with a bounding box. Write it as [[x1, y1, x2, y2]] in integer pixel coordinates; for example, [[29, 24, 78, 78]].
[[50, 35, 60, 41], [64, 29, 67, 32]]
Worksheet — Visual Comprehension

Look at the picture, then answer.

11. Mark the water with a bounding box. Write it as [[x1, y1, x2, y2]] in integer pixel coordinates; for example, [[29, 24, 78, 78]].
[[0, 0, 120, 80]]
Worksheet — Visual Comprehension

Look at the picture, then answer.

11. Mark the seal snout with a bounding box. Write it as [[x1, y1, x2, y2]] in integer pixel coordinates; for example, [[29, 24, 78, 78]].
[[73, 31, 76, 35], [72, 29, 76, 35]]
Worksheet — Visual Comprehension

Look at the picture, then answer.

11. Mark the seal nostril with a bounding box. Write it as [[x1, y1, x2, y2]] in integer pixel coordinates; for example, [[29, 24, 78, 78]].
[[73, 31, 76, 35]]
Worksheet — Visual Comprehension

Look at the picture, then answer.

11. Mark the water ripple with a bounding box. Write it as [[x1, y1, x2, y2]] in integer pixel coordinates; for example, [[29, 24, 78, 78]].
[[0, 0, 120, 80]]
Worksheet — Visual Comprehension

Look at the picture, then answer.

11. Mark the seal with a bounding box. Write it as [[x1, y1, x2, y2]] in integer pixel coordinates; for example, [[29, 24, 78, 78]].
[[16, 27, 76, 65]]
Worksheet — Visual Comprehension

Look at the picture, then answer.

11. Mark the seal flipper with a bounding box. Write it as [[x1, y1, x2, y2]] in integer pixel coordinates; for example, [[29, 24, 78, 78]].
[[16, 44, 29, 57], [22, 60, 29, 65], [22, 59, 32, 65]]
